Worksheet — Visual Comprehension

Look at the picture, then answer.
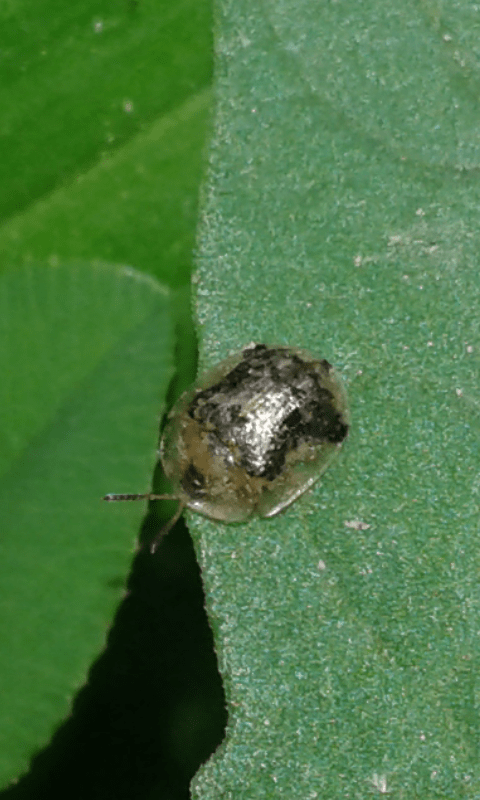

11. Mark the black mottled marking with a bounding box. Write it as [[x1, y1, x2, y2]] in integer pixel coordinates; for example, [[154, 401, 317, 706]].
[[186, 346, 349, 482], [181, 462, 206, 497]]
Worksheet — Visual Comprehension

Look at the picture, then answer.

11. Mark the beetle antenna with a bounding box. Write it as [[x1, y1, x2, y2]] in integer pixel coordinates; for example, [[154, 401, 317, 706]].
[[150, 501, 186, 554], [103, 493, 176, 502], [103, 493, 185, 554]]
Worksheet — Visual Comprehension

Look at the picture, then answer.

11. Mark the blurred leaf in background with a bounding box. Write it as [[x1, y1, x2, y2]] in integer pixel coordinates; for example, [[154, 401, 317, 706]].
[[0, 261, 173, 784], [0, 1, 225, 798]]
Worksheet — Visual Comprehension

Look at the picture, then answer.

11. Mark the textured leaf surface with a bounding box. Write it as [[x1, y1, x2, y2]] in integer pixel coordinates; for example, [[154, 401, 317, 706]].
[[190, 1, 480, 797], [0, 262, 173, 786]]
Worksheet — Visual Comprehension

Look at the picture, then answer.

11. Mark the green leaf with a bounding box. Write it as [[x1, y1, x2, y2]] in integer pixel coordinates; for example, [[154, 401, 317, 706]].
[[0, 0, 218, 794], [191, 1, 480, 797], [0, 0, 212, 232], [0, 262, 173, 787], [0, 0, 212, 289], [0, 91, 211, 288]]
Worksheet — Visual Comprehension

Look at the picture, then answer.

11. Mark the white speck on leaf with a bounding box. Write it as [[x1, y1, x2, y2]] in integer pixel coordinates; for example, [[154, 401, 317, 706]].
[[344, 519, 371, 531]]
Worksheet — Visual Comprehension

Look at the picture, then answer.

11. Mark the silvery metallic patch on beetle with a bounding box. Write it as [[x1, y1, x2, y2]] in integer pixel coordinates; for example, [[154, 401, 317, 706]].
[[104, 343, 349, 550]]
